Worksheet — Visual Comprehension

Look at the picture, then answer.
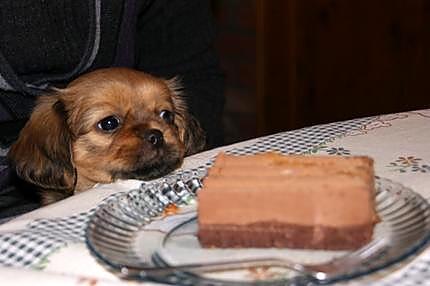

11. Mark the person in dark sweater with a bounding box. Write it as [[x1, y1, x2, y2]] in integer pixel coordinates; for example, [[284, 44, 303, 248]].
[[0, 0, 225, 219]]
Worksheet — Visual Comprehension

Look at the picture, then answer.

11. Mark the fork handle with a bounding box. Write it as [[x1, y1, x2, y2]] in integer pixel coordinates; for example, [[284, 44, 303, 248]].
[[120, 257, 314, 278]]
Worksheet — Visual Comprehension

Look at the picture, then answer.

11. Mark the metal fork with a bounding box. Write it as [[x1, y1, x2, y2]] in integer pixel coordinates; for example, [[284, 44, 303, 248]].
[[119, 238, 387, 282]]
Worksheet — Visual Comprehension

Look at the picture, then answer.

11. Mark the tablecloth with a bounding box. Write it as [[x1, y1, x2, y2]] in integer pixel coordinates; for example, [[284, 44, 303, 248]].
[[0, 109, 429, 285]]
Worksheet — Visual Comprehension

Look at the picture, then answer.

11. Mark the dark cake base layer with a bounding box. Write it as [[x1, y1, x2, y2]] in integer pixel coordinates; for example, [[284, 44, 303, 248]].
[[198, 222, 374, 250]]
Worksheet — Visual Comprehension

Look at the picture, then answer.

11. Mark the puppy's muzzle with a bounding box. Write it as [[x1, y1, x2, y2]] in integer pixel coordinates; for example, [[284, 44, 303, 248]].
[[143, 129, 164, 148]]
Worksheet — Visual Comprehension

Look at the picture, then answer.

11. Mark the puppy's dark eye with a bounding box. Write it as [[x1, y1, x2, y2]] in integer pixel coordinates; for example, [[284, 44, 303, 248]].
[[160, 110, 174, 124], [97, 115, 120, 132]]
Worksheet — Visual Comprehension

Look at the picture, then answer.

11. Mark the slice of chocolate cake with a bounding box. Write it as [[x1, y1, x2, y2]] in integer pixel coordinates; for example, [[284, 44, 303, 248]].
[[197, 152, 378, 250]]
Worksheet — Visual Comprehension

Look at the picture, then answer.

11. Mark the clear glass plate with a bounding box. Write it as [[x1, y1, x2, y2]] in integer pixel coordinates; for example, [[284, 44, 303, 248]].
[[85, 175, 430, 285]]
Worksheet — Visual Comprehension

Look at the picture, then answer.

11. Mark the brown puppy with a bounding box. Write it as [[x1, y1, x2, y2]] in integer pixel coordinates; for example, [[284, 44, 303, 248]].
[[8, 68, 206, 205]]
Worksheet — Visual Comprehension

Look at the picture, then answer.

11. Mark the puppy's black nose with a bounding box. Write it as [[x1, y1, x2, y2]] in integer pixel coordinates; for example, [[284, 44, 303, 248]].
[[144, 129, 164, 147]]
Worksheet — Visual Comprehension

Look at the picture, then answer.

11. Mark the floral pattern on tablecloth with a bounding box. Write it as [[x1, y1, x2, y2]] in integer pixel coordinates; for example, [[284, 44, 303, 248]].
[[306, 136, 353, 155], [387, 156, 430, 174], [347, 110, 430, 137]]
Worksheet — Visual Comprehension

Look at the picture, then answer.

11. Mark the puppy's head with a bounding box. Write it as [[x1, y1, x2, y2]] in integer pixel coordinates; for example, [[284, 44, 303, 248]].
[[8, 68, 206, 204]]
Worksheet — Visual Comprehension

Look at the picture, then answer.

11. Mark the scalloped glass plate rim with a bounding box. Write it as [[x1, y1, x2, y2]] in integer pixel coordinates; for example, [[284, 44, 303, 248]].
[[85, 176, 430, 285]]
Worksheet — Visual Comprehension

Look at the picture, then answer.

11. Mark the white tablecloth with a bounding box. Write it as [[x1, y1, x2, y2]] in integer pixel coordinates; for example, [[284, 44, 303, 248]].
[[1, 109, 429, 285]]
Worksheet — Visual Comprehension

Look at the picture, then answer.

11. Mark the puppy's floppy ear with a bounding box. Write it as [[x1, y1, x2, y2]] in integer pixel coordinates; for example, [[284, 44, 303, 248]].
[[165, 78, 207, 155], [7, 93, 76, 202]]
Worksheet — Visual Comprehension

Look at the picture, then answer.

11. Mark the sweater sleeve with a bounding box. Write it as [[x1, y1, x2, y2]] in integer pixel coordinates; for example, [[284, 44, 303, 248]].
[[135, 0, 225, 148]]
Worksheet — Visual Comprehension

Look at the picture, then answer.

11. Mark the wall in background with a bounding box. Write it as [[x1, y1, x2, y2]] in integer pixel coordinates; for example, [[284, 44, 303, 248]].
[[212, 0, 258, 144], [212, 0, 430, 144]]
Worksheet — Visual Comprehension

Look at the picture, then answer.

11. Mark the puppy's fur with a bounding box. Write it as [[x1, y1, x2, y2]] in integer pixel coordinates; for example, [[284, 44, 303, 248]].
[[8, 68, 206, 205]]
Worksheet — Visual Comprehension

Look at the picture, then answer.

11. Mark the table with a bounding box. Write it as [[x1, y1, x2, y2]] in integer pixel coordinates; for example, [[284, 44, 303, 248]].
[[0, 109, 429, 285]]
